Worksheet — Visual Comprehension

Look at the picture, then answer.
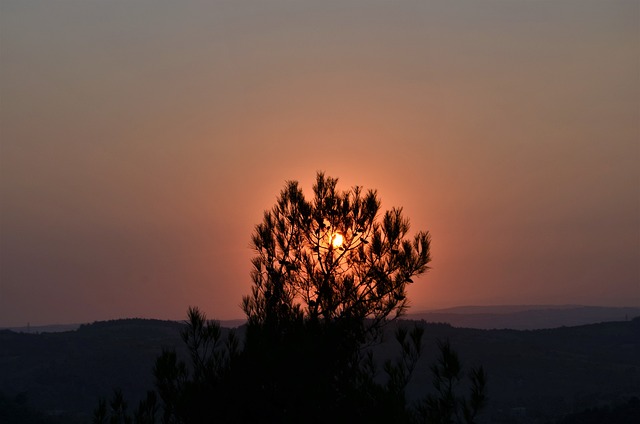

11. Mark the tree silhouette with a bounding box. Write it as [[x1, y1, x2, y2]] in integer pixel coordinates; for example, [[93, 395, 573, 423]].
[[94, 172, 486, 424], [415, 340, 487, 424], [93, 389, 159, 424], [243, 172, 431, 333], [236, 172, 432, 421]]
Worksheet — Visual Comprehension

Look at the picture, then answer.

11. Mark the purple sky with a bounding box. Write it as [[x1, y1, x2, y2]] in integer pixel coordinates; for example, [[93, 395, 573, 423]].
[[1, 0, 638, 326]]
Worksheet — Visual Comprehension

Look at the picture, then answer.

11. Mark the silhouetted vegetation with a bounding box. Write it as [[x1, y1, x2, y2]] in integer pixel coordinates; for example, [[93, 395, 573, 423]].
[[93, 308, 485, 424], [2, 317, 638, 422], [0, 390, 79, 424], [555, 396, 640, 424], [9, 174, 636, 422], [415, 340, 486, 423], [243, 172, 431, 334], [90, 173, 485, 423]]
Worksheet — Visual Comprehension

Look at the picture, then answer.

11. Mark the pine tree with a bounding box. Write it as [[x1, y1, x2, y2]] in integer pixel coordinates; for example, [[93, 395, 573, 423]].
[[242, 172, 431, 334], [237, 172, 432, 422], [94, 172, 487, 424]]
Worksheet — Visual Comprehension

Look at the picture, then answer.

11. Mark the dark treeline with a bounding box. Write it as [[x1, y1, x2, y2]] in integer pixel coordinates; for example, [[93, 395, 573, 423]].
[[556, 397, 640, 424], [2, 317, 639, 423], [92, 308, 485, 424]]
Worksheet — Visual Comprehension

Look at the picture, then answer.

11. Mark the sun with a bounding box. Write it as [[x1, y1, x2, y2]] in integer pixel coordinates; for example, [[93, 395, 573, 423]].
[[331, 233, 344, 249]]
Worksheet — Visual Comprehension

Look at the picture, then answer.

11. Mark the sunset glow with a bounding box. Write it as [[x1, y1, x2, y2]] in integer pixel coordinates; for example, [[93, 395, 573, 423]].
[[331, 233, 344, 249], [0, 0, 638, 327]]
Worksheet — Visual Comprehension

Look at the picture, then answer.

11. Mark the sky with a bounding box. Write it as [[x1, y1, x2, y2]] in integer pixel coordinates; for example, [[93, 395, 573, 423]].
[[1, 0, 638, 327]]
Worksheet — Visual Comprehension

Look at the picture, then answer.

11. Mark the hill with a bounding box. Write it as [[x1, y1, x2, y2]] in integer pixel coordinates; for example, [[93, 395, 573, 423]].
[[407, 305, 640, 330], [1, 316, 639, 423], [4, 305, 636, 334], [0, 319, 184, 422]]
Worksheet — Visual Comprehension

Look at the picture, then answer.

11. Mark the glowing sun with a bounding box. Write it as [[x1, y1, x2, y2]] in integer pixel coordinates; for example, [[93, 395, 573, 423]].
[[331, 233, 344, 249]]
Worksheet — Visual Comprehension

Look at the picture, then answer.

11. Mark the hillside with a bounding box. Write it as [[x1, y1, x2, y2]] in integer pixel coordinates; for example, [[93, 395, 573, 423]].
[[407, 305, 640, 330], [5, 305, 636, 334], [1, 317, 639, 423], [0, 319, 185, 422]]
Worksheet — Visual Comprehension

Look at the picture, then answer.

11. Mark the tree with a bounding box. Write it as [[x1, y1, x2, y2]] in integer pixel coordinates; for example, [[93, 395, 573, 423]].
[[242, 172, 431, 336], [93, 390, 157, 424], [235, 172, 432, 422], [94, 172, 487, 423], [415, 340, 487, 424]]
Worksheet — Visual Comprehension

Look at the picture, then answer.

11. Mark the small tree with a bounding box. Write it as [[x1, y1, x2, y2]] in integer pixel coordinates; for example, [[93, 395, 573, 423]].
[[242, 172, 431, 335], [416, 340, 487, 424]]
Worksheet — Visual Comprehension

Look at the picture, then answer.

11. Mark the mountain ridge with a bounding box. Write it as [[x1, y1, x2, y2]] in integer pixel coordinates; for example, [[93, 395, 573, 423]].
[[406, 305, 640, 330], [3, 305, 638, 333]]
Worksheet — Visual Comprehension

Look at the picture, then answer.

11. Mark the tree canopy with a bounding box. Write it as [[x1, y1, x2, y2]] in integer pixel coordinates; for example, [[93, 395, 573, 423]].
[[243, 172, 431, 334], [94, 172, 486, 424]]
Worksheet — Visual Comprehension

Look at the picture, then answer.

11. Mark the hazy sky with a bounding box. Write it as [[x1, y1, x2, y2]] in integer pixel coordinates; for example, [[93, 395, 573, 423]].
[[1, 0, 638, 326]]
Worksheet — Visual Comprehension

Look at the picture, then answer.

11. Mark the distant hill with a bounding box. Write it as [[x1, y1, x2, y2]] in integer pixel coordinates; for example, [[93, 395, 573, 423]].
[[0, 319, 185, 422], [407, 305, 640, 330], [1, 316, 639, 423], [4, 305, 637, 334], [1, 318, 247, 334], [0, 324, 82, 334]]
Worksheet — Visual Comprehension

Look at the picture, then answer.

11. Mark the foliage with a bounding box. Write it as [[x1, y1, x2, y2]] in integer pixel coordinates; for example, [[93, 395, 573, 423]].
[[92, 173, 485, 423], [242, 172, 431, 335], [94, 389, 158, 424], [414, 340, 487, 424], [5, 317, 637, 422], [235, 172, 433, 421], [555, 396, 640, 424], [0, 391, 66, 424]]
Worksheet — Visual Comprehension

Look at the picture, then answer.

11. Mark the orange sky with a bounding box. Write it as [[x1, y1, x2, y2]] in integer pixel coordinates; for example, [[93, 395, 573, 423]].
[[1, 0, 638, 326]]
